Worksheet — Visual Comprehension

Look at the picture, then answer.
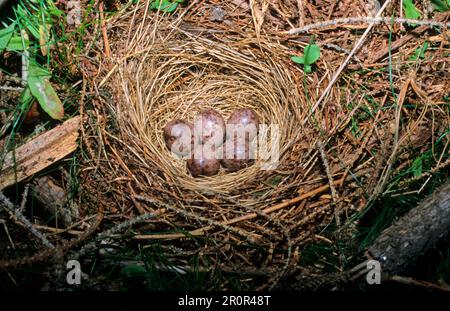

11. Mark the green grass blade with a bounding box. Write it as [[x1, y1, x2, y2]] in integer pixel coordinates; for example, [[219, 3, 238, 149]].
[[0, 23, 15, 52]]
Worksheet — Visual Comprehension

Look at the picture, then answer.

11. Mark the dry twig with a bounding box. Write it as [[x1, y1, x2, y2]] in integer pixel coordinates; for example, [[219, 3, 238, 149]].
[[0, 192, 55, 249]]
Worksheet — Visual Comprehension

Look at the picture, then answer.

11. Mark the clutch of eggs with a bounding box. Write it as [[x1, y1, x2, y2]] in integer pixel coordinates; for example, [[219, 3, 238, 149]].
[[163, 108, 260, 177]]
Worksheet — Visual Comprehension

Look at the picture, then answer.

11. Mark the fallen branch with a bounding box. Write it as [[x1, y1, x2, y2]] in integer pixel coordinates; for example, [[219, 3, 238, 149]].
[[0, 191, 55, 249], [368, 181, 450, 274], [0, 116, 81, 190], [0, 205, 104, 269], [285, 16, 450, 35]]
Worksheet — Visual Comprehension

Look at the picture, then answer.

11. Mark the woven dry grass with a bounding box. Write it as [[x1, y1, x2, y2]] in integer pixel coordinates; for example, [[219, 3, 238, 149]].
[[112, 37, 303, 195], [78, 0, 449, 286]]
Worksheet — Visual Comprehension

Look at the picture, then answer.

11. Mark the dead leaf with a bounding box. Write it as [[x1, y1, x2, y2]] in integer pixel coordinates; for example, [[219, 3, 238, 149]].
[[23, 102, 40, 124]]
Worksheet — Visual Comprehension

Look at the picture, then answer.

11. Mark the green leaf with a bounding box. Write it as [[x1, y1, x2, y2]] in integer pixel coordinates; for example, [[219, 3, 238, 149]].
[[291, 43, 320, 73], [6, 36, 30, 51], [14, 87, 34, 129], [303, 44, 321, 65], [151, 0, 179, 12], [403, 0, 421, 21], [27, 62, 64, 120], [0, 24, 15, 52], [19, 87, 34, 108], [28, 61, 51, 79], [431, 0, 450, 12], [412, 157, 423, 177], [291, 56, 305, 64]]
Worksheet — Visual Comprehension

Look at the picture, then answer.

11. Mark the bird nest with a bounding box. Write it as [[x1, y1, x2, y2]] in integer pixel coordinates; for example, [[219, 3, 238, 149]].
[[80, 2, 446, 280], [82, 6, 358, 275], [114, 37, 300, 195]]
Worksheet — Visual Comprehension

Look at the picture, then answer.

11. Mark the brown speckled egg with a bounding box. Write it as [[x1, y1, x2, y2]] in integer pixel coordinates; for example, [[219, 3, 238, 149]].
[[226, 108, 259, 142], [220, 139, 255, 172], [163, 119, 194, 157], [187, 145, 221, 177], [194, 109, 225, 146]]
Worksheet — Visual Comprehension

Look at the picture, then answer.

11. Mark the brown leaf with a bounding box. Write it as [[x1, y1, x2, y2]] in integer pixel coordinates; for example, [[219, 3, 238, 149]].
[[23, 101, 40, 124]]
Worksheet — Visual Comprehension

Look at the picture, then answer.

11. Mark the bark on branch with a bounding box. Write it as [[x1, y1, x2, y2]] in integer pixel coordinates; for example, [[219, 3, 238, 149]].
[[368, 181, 450, 274]]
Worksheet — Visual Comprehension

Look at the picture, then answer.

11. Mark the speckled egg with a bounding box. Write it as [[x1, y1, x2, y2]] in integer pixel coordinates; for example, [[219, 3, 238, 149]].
[[220, 139, 255, 172], [163, 119, 194, 157], [226, 108, 259, 142], [194, 109, 225, 146], [187, 145, 221, 177]]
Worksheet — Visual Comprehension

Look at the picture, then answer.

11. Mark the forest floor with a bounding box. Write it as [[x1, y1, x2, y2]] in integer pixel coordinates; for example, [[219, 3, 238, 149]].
[[0, 0, 449, 291]]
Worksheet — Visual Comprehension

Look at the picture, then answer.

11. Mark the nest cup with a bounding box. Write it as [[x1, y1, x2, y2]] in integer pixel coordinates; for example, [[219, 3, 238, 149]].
[[110, 26, 305, 198]]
